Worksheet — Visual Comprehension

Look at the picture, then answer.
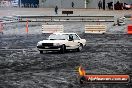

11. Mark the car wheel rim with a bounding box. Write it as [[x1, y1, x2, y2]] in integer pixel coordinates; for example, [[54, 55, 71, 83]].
[[79, 45, 82, 50]]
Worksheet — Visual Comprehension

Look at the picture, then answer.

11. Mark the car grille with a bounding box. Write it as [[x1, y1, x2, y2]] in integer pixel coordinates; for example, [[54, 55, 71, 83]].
[[42, 43, 53, 46]]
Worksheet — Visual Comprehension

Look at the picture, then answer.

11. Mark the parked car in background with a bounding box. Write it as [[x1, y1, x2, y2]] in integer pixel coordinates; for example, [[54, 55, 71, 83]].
[[124, 3, 132, 10]]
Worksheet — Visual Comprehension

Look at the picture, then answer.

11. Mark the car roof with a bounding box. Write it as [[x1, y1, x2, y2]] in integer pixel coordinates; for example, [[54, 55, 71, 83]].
[[53, 33, 77, 35]]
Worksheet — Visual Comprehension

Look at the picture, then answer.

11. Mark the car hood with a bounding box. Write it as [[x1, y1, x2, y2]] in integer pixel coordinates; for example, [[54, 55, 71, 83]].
[[38, 40, 68, 44]]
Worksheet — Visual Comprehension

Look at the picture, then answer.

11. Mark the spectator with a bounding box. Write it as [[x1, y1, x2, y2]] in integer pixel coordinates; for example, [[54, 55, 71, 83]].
[[107, 2, 113, 10], [55, 6, 58, 14], [72, 2, 74, 8], [116, 1, 120, 5], [98, 0, 102, 10]]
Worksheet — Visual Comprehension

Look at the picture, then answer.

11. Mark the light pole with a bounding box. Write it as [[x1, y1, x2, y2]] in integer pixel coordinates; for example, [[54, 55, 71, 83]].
[[61, 0, 62, 8], [113, 0, 114, 10], [103, 0, 105, 10], [85, 0, 86, 8], [19, 0, 21, 8]]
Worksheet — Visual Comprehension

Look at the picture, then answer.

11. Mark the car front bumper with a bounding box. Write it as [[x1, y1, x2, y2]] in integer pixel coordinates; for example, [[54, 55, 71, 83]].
[[37, 45, 61, 51]]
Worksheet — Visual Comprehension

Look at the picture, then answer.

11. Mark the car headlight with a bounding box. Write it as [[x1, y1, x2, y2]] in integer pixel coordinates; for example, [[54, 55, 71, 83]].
[[37, 42, 42, 46], [53, 43, 61, 46]]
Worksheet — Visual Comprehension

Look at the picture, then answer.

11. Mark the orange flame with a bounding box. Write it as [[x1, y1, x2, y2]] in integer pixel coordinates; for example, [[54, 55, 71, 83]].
[[78, 66, 86, 76]]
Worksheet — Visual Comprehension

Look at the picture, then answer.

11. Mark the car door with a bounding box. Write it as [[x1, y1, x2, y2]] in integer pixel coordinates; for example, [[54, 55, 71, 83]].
[[72, 34, 81, 49], [65, 34, 77, 49]]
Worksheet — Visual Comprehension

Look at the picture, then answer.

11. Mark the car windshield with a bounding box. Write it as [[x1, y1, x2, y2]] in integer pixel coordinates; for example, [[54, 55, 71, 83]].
[[48, 34, 69, 40]]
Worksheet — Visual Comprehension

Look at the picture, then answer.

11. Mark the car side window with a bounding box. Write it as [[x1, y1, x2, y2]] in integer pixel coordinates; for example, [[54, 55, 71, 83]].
[[69, 34, 73, 40], [72, 34, 80, 40]]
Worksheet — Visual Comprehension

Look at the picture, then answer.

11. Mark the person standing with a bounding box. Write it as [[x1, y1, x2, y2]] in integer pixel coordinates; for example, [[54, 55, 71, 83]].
[[72, 2, 74, 8], [98, 0, 102, 9], [55, 6, 58, 14], [103, 0, 105, 10]]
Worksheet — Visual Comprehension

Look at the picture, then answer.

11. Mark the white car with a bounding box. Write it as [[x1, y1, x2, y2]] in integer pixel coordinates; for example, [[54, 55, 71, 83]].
[[124, 4, 132, 10], [37, 33, 86, 54]]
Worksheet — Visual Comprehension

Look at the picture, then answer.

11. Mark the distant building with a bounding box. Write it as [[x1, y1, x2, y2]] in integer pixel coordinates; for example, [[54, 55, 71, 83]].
[[0, 0, 11, 7], [20, 0, 39, 8], [0, 0, 131, 8], [39, 0, 84, 8], [38, 0, 131, 9]]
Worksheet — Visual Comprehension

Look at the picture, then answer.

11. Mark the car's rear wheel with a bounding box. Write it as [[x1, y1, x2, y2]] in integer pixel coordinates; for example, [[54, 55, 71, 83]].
[[39, 50, 43, 54], [60, 45, 65, 54], [77, 44, 83, 52]]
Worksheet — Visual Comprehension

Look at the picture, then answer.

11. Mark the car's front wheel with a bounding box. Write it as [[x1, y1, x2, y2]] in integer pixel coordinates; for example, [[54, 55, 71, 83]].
[[77, 44, 83, 52], [60, 45, 65, 54], [39, 50, 43, 54]]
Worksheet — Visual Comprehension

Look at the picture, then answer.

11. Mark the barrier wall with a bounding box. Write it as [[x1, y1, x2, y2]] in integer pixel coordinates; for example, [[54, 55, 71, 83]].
[[85, 25, 106, 34], [42, 25, 63, 33], [127, 24, 132, 34]]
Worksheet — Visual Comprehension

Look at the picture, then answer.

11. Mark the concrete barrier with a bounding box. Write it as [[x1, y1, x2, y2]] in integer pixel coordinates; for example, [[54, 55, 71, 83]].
[[85, 25, 106, 34], [127, 24, 132, 34], [42, 25, 63, 33]]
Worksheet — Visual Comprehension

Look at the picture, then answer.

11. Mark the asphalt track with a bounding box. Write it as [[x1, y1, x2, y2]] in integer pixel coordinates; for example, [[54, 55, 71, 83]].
[[0, 7, 132, 88], [0, 34, 132, 88]]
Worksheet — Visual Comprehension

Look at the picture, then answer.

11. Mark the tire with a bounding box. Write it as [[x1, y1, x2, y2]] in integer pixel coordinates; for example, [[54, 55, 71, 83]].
[[40, 50, 43, 54], [102, 32, 105, 34], [77, 44, 83, 52], [60, 45, 65, 54]]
